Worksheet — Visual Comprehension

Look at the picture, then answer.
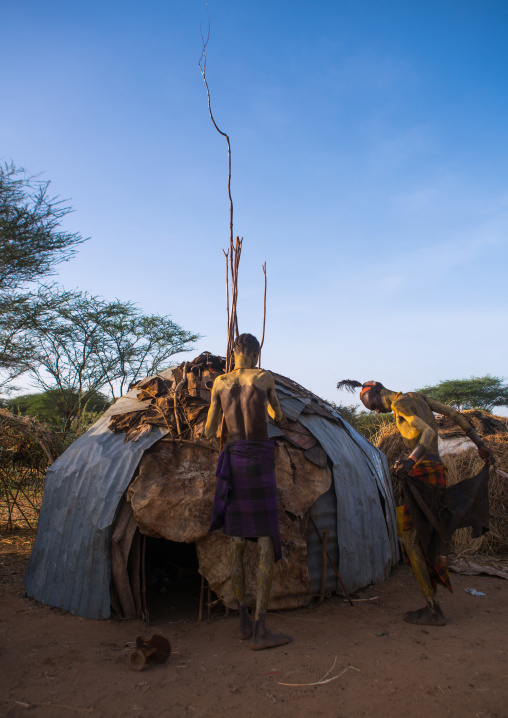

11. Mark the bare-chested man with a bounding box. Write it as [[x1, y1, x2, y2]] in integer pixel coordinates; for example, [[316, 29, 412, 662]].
[[338, 379, 493, 626], [205, 333, 291, 650]]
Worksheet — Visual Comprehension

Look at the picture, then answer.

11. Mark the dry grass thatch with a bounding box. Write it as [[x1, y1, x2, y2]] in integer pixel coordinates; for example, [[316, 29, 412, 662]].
[[0, 409, 65, 530], [444, 435, 508, 556], [374, 421, 508, 556]]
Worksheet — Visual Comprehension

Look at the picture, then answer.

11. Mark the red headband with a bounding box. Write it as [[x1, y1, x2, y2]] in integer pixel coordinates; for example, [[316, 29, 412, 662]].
[[360, 381, 380, 401]]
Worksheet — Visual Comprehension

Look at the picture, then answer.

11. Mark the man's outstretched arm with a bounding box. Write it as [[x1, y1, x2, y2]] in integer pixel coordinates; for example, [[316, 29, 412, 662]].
[[425, 397, 494, 463]]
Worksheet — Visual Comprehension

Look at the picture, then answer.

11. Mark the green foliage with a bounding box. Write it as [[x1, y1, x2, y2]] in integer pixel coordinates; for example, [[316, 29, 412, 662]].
[[4, 390, 110, 428], [353, 410, 395, 439], [0, 286, 73, 387], [0, 162, 86, 385], [0, 162, 85, 291], [417, 375, 508, 412], [326, 400, 361, 426], [2, 287, 200, 430], [326, 401, 394, 439]]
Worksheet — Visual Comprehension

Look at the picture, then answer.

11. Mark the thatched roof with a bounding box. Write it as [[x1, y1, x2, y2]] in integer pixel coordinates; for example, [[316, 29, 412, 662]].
[[437, 410, 508, 439]]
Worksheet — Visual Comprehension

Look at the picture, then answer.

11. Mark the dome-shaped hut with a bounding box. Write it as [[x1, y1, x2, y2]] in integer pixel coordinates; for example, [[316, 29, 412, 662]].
[[25, 353, 398, 619]]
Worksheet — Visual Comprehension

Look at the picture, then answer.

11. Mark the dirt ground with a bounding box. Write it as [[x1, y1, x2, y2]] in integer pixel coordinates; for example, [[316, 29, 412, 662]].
[[1, 529, 507, 718]]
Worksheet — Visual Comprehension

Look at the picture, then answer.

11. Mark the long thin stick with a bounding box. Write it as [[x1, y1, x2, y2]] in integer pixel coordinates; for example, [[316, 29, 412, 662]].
[[225, 236, 243, 372], [258, 262, 267, 368], [141, 534, 148, 622], [310, 516, 353, 606], [199, 8, 233, 249], [173, 362, 188, 436], [320, 529, 329, 601], [198, 575, 205, 622], [199, 9, 240, 377], [224, 249, 230, 336]]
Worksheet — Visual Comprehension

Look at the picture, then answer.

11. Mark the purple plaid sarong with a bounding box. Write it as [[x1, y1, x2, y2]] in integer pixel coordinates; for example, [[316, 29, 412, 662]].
[[209, 439, 282, 562]]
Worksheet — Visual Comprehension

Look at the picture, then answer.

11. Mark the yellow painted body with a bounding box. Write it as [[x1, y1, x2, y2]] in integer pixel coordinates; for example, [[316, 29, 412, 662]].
[[231, 537, 274, 618], [204, 349, 282, 440], [381, 390, 473, 455], [402, 527, 436, 605]]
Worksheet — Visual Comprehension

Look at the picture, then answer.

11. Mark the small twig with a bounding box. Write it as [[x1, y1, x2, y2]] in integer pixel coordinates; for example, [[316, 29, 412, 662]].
[[181, 404, 195, 437], [173, 362, 188, 436], [318, 655, 337, 683], [278, 665, 349, 687]]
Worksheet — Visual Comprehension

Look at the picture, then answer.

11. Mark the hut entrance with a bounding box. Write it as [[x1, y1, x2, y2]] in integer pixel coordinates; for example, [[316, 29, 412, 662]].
[[143, 537, 201, 620], [111, 499, 203, 620]]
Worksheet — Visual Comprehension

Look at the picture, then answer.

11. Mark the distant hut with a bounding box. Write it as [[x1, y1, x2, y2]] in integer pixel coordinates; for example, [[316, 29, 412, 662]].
[[436, 410, 508, 457], [25, 353, 398, 619]]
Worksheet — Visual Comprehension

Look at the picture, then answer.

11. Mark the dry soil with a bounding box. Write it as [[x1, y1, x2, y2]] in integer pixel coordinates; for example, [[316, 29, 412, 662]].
[[1, 529, 507, 718]]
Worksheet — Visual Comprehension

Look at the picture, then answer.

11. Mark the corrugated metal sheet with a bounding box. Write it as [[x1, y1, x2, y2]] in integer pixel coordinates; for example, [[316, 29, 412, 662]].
[[331, 416, 398, 558], [267, 422, 285, 439], [24, 410, 167, 619], [306, 484, 340, 595], [299, 414, 397, 593], [278, 396, 310, 422]]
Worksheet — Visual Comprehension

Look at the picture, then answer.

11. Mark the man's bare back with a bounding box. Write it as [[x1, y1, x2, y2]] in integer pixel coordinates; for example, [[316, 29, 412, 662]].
[[204, 334, 290, 650], [205, 362, 282, 441]]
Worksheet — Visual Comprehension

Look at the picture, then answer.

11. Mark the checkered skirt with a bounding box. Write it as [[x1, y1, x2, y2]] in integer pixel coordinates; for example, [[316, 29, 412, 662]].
[[209, 440, 282, 562]]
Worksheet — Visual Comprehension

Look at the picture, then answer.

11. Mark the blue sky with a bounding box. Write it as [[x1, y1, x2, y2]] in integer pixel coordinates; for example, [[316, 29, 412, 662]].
[[1, 0, 507, 408]]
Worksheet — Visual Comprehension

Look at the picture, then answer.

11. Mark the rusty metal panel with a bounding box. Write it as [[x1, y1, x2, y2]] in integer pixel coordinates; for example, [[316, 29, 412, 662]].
[[24, 410, 167, 619]]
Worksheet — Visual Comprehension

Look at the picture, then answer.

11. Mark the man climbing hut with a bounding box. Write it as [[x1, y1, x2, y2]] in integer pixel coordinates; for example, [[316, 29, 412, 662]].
[[205, 333, 291, 650], [337, 379, 494, 626]]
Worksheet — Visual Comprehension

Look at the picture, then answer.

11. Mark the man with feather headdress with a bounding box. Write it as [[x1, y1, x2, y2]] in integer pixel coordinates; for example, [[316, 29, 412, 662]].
[[337, 379, 493, 626]]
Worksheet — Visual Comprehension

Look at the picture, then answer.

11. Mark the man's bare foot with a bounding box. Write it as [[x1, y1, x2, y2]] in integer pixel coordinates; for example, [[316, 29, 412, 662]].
[[250, 613, 291, 651], [238, 603, 253, 640], [404, 603, 446, 626]]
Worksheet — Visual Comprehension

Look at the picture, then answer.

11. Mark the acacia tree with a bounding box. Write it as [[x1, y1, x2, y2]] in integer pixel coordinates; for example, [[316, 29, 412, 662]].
[[13, 288, 199, 431], [0, 163, 85, 291], [417, 375, 508, 412], [0, 163, 86, 386], [0, 286, 75, 387], [0, 163, 200, 425]]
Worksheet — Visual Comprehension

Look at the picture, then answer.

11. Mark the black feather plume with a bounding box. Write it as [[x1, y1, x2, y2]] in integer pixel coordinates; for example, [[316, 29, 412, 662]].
[[336, 379, 363, 393]]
